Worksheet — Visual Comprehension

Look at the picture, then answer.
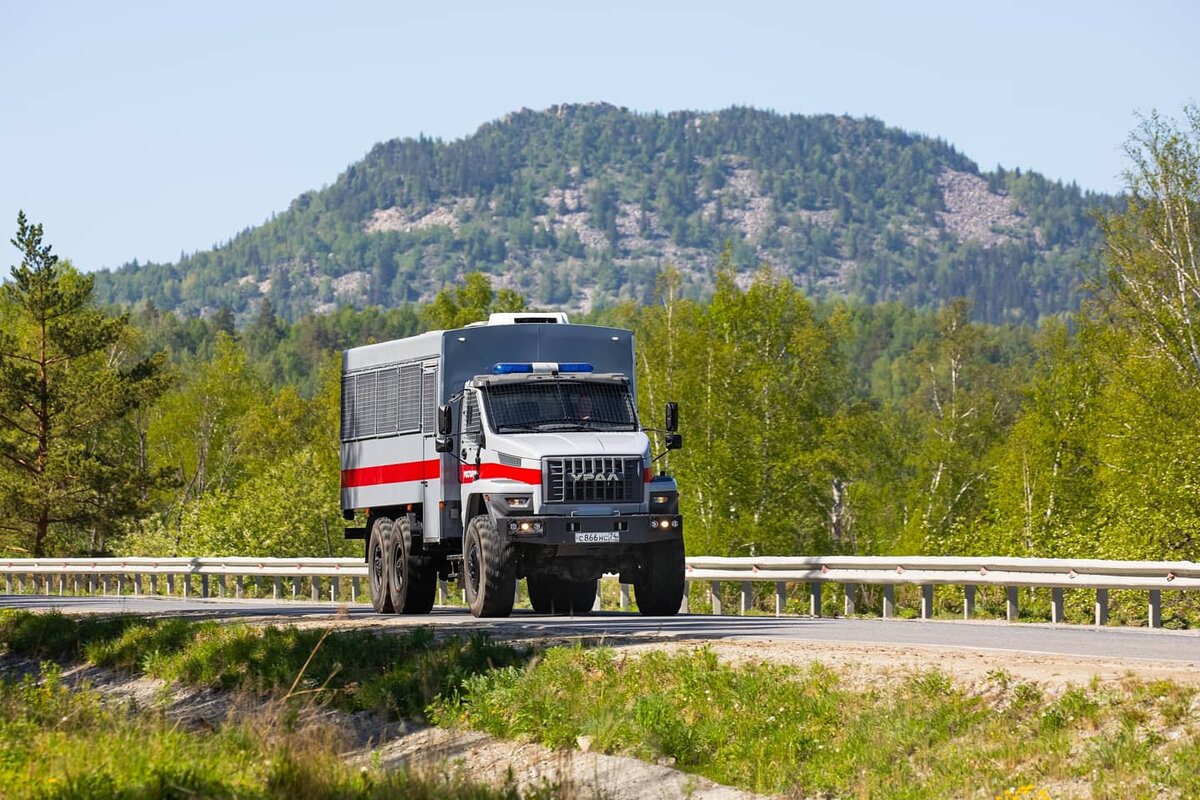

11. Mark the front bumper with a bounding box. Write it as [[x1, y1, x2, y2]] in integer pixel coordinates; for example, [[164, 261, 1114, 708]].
[[498, 513, 683, 545]]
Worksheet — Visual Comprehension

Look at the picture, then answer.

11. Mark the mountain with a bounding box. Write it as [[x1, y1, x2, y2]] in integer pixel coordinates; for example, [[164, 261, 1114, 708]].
[[93, 104, 1116, 324]]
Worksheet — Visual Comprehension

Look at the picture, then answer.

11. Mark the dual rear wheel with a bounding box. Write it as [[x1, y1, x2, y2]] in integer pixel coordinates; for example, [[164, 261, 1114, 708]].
[[367, 516, 437, 615]]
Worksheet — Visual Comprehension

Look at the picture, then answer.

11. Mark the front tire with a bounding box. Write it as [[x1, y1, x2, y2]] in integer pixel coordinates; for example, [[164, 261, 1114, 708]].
[[389, 517, 437, 614], [463, 515, 515, 618], [367, 517, 395, 614], [633, 538, 685, 616]]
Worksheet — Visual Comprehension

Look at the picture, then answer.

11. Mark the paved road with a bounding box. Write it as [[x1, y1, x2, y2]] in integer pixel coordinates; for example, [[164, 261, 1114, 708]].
[[3, 594, 1199, 664]]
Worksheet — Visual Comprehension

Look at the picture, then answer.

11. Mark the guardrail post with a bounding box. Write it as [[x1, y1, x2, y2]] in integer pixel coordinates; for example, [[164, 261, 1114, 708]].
[[775, 581, 786, 617], [1095, 589, 1108, 626], [3, 575, 9, 594], [809, 582, 822, 617], [920, 585, 934, 619], [16, 575, 24, 593], [353, 577, 361, 603], [680, 581, 690, 614], [1148, 589, 1162, 628], [963, 585, 976, 619], [438, 579, 449, 606], [710, 581, 722, 615], [844, 583, 857, 617], [149, 574, 157, 595], [236, 576, 244, 599], [883, 584, 895, 618], [1006, 586, 1019, 621], [58, 575, 64, 596], [1051, 588, 1065, 623], [740, 581, 751, 615], [311, 577, 322, 602], [200, 575, 209, 599], [331, 576, 340, 601], [216, 575, 226, 598], [273, 577, 282, 600], [595, 581, 603, 612], [72, 575, 79, 595], [255, 576, 264, 597], [292, 577, 300, 599], [87, 575, 96, 595], [620, 583, 630, 611], [117, 575, 126, 595], [133, 574, 141, 595]]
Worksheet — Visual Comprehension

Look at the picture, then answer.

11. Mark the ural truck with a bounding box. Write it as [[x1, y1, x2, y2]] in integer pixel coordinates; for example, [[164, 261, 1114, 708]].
[[340, 312, 685, 618]]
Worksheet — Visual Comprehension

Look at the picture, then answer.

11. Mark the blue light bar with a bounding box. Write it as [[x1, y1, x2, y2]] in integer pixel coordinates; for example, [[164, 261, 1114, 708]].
[[493, 362, 533, 374], [492, 362, 594, 374]]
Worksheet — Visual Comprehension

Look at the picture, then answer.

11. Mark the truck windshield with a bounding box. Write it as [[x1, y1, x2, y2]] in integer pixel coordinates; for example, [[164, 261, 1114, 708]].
[[483, 380, 638, 432]]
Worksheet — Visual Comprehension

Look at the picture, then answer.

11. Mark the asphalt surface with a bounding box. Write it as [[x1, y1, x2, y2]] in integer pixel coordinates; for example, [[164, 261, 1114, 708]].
[[3, 594, 1200, 664]]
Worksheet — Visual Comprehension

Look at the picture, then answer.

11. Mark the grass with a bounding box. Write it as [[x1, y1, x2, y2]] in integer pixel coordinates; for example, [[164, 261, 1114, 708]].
[[431, 645, 1200, 798], [0, 662, 552, 800], [3, 609, 1199, 798]]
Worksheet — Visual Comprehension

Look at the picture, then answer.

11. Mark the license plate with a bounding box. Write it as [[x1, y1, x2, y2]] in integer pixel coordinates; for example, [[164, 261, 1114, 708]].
[[574, 531, 620, 544]]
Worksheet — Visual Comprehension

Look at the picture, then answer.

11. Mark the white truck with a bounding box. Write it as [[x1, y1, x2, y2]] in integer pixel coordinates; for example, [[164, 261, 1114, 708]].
[[340, 312, 684, 617]]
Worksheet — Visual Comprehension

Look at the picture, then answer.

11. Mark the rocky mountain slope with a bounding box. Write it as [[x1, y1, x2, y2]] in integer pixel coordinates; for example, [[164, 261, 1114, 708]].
[[94, 104, 1115, 324]]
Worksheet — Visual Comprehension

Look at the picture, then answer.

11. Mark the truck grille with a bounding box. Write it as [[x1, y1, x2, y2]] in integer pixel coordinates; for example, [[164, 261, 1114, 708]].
[[544, 456, 643, 504]]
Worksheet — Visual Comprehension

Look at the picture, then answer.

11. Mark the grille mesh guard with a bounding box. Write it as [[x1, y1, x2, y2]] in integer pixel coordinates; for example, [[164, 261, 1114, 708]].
[[544, 456, 643, 504]]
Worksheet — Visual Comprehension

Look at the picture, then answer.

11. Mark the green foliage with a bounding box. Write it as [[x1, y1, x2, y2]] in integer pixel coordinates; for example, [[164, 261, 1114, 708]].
[[613, 259, 849, 556], [0, 214, 168, 556], [422, 271, 526, 329]]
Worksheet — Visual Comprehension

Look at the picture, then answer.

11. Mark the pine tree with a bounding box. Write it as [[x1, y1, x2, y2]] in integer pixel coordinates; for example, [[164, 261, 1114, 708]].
[[0, 213, 167, 556]]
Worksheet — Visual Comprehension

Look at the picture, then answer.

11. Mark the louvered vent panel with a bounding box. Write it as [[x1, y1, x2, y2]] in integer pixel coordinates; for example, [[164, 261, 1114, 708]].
[[352, 372, 377, 438], [375, 367, 399, 435], [398, 363, 422, 433]]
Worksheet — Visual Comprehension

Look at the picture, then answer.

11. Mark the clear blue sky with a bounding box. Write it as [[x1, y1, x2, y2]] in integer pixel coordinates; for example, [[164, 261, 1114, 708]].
[[2, 0, 1196, 272]]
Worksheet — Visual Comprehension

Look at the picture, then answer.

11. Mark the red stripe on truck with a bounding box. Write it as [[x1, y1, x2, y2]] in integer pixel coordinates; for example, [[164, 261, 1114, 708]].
[[340, 459, 441, 488], [461, 462, 542, 485]]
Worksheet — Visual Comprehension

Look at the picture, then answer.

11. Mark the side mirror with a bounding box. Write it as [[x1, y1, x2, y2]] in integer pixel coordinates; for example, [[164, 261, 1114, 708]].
[[666, 433, 683, 451], [437, 404, 453, 436], [434, 436, 454, 453], [665, 401, 679, 432]]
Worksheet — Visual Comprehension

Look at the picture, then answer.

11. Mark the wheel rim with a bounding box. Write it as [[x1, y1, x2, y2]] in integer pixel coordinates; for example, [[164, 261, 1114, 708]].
[[392, 540, 405, 595], [466, 538, 481, 597], [371, 541, 385, 592]]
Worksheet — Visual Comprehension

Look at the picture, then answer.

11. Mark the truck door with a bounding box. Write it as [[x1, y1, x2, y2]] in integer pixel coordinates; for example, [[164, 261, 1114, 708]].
[[460, 388, 483, 482], [420, 362, 442, 541]]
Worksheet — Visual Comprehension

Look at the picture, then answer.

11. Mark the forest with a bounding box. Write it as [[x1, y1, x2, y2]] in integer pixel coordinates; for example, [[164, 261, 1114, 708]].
[[2, 107, 1199, 570], [90, 105, 1115, 327]]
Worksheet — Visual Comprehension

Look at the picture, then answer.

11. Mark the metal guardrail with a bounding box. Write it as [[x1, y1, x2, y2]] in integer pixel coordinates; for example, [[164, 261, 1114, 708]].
[[1, 555, 1195, 627]]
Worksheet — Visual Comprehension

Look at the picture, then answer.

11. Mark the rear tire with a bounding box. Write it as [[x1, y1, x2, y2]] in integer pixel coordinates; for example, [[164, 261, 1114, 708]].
[[367, 517, 395, 614], [528, 576, 597, 614], [554, 578, 598, 615], [389, 517, 437, 614], [463, 515, 515, 618], [633, 538, 685, 616], [527, 576, 554, 613]]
